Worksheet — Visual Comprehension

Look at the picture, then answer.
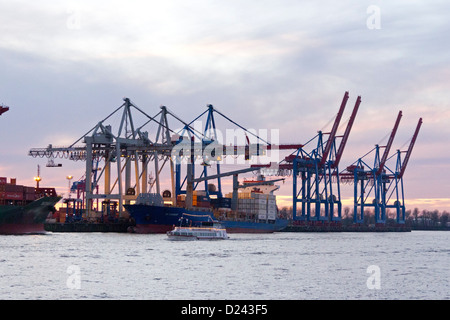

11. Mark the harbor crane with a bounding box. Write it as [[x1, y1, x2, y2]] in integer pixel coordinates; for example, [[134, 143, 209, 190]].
[[29, 98, 180, 217], [397, 118, 422, 180], [341, 111, 422, 224], [389, 117, 422, 223], [27, 94, 421, 228], [342, 110, 402, 223], [174, 104, 301, 209], [376, 111, 402, 176], [251, 91, 361, 223], [318, 91, 350, 167], [331, 95, 361, 169], [292, 92, 360, 223], [29, 98, 300, 218]]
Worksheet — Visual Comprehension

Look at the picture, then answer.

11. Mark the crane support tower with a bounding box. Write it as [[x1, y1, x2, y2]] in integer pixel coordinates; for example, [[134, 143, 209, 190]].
[[290, 92, 360, 223], [390, 117, 422, 223]]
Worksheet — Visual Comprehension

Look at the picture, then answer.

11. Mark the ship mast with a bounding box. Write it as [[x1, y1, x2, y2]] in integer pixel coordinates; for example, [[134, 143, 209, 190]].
[[34, 165, 41, 188]]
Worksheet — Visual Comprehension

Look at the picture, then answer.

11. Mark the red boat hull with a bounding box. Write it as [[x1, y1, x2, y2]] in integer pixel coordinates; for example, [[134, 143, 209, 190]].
[[0, 223, 46, 235], [0, 195, 61, 235]]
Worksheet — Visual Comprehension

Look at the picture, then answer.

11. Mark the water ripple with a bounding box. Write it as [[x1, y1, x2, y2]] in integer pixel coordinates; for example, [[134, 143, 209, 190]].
[[0, 231, 448, 299]]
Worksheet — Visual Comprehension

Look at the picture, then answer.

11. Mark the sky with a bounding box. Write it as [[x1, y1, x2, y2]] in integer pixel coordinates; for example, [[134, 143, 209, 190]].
[[0, 0, 449, 212]]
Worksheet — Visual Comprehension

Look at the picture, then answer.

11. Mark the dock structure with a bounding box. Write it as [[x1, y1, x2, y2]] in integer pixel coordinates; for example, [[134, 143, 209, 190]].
[[28, 93, 422, 231], [28, 98, 299, 221], [252, 92, 362, 225], [253, 91, 421, 230]]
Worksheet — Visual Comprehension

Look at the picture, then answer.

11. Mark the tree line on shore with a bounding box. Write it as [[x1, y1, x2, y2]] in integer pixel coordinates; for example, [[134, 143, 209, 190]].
[[278, 207, 450, 230]]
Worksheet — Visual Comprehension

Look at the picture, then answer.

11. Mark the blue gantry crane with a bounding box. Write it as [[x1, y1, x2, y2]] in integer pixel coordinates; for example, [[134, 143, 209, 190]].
[[172, 104, 270, 201], [387, 117, 422, 223], [341, 112, 422, 225], [342, 111, 402, 223], [173, 103, 300, 208], [290, 91, 361, 223]]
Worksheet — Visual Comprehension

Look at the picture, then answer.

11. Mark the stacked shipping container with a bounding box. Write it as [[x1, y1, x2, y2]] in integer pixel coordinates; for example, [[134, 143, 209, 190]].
[[225, 192, 277, 221], [176, 191, 214, 209], [0, 177, 37, 204], [174, 190, 278, 221], [0, 177, 57, 205]]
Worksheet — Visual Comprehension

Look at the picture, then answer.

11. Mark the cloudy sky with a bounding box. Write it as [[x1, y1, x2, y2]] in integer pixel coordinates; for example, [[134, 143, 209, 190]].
[[1, 0, 449, 212]]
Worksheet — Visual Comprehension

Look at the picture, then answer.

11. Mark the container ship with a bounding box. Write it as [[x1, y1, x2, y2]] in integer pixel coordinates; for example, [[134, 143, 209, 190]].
[[125, 175, 289, 234], [0, 177, 61, 234]]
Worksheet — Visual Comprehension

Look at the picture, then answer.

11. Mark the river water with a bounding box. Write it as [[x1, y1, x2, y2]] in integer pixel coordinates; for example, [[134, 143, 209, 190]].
[[0, 231, 448, 300]]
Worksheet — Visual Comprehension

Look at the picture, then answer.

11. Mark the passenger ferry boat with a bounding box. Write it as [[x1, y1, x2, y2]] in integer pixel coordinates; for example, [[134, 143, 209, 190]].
[[166, 214, 229, 241]]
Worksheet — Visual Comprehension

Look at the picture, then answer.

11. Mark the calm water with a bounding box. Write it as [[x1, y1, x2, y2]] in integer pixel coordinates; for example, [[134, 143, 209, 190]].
[[0, 231, 448, 300]]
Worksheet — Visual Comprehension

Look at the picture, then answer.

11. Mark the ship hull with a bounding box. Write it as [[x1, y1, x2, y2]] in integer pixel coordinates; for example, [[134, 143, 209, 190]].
[[131, 224, 175, 234], [0, 196, 61, 235], [221, 220, 288, 233], [0, 223, 46, 235], [125, 204, 216, 234], [124, 204, 288, 234]]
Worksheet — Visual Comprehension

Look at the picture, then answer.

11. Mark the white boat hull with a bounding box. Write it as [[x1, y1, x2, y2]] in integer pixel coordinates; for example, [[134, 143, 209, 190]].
[[166, 225, 229, 241], [167, 234, 228, 241]]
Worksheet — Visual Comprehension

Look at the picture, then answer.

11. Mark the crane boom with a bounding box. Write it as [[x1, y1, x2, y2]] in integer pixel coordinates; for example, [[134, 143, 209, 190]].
[[332, 95, 361, 168], [320, 91, 349, 166], [0, 106, 9, 116], [376, 110, 402, 175], [191, 167, 259, 183], [398, 118, 422, 179]]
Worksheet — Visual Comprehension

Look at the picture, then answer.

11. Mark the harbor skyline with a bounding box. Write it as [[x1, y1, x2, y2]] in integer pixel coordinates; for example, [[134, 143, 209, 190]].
[[1, 1, 449, 213]]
